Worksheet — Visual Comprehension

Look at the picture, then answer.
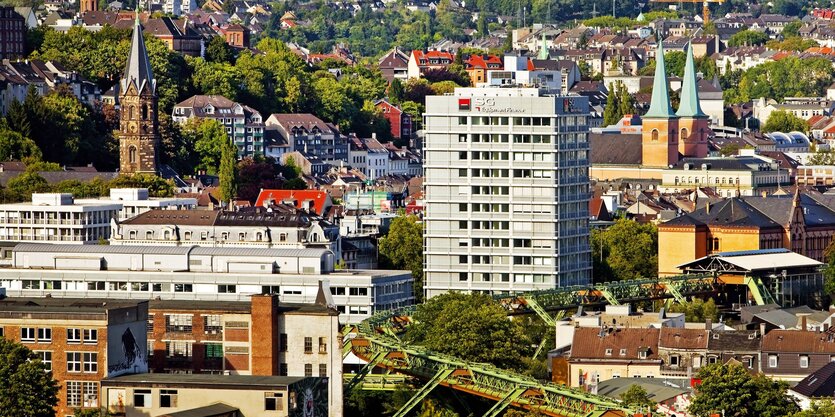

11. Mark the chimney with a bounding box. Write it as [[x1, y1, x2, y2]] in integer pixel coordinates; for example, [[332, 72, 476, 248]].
[[705, 318, 712, 330], [760, 322, 767, 337], [799, 314, 809, 331], [250, 294, 279, 375]]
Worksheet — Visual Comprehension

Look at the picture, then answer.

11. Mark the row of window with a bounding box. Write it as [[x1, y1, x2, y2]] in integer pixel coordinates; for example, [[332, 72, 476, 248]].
[[456, 272, 551, 283], [32, 351, 97, 373], [329, 287, 369, 296], [127, 230, 291, 242], [459, 116, 553, 126], [17, 282, 310, 297], [19, 327, 97, 344]]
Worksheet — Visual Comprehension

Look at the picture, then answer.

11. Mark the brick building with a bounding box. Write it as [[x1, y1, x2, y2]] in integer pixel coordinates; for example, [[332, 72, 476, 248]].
[[145, 292, 343, 416], [0, 7, 24, 59], [0, 298, 148, 417], [375, 99, 413, 140]]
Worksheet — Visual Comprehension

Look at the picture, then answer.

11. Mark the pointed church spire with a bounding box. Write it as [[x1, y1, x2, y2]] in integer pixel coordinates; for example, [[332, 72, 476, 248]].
[[122, 11, 156, 95], [644, 40, 676, 119], [538, 32, 549, 60], [677, 42, 707, 118]]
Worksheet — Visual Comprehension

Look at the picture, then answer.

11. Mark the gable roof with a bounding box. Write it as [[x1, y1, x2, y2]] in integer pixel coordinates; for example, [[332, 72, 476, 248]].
[[659, 328, 708, 349], [792, 362, 835, 398], [589, 133, 642, 165], [662, 198, 782, 229], [707, 330, 761, 352], [762, 330, 835, 353], [254, 189, 332, 216], [570, 327, 660, 360]]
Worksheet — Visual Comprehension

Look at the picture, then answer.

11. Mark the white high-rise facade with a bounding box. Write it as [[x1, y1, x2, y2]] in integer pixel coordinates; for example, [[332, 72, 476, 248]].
[[424, 87, 591, 298]]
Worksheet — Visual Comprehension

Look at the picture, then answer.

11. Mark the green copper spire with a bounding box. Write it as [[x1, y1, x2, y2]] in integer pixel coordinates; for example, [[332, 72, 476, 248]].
[[644, 40, 676, 119], [676, 42, 707, 118], [538, 33, 549, 60]]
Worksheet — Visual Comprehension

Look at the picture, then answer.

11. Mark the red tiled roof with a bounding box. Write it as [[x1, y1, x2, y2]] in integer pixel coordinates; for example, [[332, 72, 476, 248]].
[[763, 330, 835, 353], [255, 189, 331, 215], [571, 327, 660, 360], [659, 328, 709, 349], [465, 54, 502, 70], [412, 50, 454, 66]]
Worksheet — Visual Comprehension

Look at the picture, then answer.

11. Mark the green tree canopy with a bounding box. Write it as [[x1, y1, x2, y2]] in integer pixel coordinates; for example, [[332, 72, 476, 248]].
[[723, 57, 834, 103], [667, 298, 719, 322], [689, 363, 798, 417], [205, 35, 235, 64], [0, 338, 60, 417], [766, 36, 818, 51], [620, 384, 656, 411], [218, 137, 238, 204], [184, 118, 229, 174], [378, 215, 424, 298], [763, 109, 808, 133], [792, 398, 835, 417], [728, 30, 770, 47], [591, 218, 658, 281], [405, 292, 532, 371]]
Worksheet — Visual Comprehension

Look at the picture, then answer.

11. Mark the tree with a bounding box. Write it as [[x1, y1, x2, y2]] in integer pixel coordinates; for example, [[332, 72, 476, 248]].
[[824, 242, 835, 296], [218, 138, 237, 205], [808, 148, 835, 166], [720, 143, 741, 156], [185, 118, 229, 174], [782, 20, 803, 38], [591, 219, 658, 281], [603, 82, 620, 127], [405, 292, 532, 371], [724, 57, 834, 103], [0, 128, 41, 161], [689, 363, 798, 417], [378, 215, 424, 299], [7, 171, 50, 200], [620, 384, 656, 411], [205, 35, 235, 64], [792, 398, 835, 417], [763, 110, 808, 133], [0, 337, 60, 417], [728, 30, 770, 47], [668, 298, 719, 322], [389, 78, 405, 104]]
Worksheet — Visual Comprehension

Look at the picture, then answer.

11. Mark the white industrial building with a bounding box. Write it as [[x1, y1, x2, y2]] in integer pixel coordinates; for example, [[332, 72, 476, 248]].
[[1, 244, 413, 323], [423, 87, 592, 298], [77, 188, 197, 221], [0, 193, 121, 244]]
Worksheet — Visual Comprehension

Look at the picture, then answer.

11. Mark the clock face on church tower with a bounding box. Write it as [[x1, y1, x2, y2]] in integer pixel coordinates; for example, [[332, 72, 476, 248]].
[[129, 123, 137, 133]]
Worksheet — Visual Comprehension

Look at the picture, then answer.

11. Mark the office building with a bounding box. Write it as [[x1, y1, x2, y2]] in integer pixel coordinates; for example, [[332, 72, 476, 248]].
[[0, 193, 121, 245], [78, 188, 197, 221], [1, 243, 413, 323], [0, 298, 148, 417], [423, 87, 592, 298]]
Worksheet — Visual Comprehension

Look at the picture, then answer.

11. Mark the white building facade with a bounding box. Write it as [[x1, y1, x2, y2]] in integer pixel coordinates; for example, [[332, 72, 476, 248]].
[[0, 193, 121, 244], [423, 87, 592, 298]]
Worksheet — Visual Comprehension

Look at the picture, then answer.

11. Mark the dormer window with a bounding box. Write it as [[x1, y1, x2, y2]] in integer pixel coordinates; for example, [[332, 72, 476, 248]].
[[605, 348, 613, 356], [638, 350, 648, 359]]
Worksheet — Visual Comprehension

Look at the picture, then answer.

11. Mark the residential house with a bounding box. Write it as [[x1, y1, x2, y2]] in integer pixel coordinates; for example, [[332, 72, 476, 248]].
[[789, 361, 835, 409], [0, 7, 24, 59], [762, 329, 835, 381], [378, 47, 409, 81], [464, 54, 502, 85], [348, 136, 389, 179], [265, 113, 348, 164], [568, 327, 662, 388], [375, 99, 413, 140], [221, 23, 249, 47], [657, 327, 709, 379], [172, 95, 265, 159], [142, 17, 203, 57], [407, 50, 454, 79], [706, 330, 762, 372]]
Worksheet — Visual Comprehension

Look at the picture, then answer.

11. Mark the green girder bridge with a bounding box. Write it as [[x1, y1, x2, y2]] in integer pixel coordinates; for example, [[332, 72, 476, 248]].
[[345, 273, 773, 417]]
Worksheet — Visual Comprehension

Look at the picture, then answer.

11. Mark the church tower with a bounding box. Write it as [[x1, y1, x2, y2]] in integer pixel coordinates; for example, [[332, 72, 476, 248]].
[[119, 13, 159, 175], [676, 42, 709, 158], [642, 41, 680, 168]]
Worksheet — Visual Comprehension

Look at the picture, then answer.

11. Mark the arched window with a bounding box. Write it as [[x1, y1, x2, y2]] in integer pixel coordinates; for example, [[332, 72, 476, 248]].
[[651, 129, 659, 141], [145, 231, 153, 240], [256, 232, 263, 241], [142, 104, 149, 120], [128, 106, 134, 120], [129, 146, 137, 164], [129, 230, 137, 240], [674, 176, 679, 185], [163, 230, 171, 240], [680, 128, 689, 140]]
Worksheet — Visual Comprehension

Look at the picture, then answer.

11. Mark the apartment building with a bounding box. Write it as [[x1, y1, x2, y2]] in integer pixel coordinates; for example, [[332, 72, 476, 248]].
[[111, 206, 340, 255], [0, 243, 413, 323], [0, 298, 148, 417], [172, 95, 265, 159], [265, 113, 348, 164], [423, 87, 592, 297], [145, 293, 342, 416], [0, 193, 121, 244]]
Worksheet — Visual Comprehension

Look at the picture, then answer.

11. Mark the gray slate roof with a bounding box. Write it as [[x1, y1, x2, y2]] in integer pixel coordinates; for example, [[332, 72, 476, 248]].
[[122, 17, 156, 94]]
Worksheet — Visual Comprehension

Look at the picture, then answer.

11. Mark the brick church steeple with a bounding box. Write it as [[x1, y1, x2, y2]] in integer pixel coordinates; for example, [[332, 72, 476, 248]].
[[641, 41, 680, 168], [119, 12, 159, 174], [676, 42, 709, 158]]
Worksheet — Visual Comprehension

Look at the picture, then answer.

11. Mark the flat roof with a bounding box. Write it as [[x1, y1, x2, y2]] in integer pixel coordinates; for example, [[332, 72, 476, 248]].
[[102, 373, 308, 388], [0, 297, 144, 314], [13, 243, 331, 258], [678, 249, 823, 271]]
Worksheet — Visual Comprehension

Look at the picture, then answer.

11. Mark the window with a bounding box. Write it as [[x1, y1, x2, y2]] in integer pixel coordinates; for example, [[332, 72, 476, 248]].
[[304, 337, 312, 353], [174, 283, 193, 293], [619, 348, 627, 356], [204, 315, 222, 333], [638, 349, 648, 359], [83, 329, 97, 344], [67, 381, 82, 407], [67, 328, 81, 343], [20, 327, 35, 343], [769, 354, 778, 368], [800, 355, 809, 368], [265, 392, 283, 411], [319, 363, 327, 377], [67, 352, 82, 372], [708, 355, 718, 365], [651, 129, 659, 141], [319, 337, 327, 353], [262, 285, 280, 295], [166, 315, 193, 332], [160, 390, 178, 408], [35, 351, 52, 371], [280, 334, 288, 352], [670, 355, 680, 367], [279, 363, 288, 376], [83, 352, 98, 373], [604, 348, 612, 356], [134, 389, 152, 408], [304, 363, 313, 376], [218, 284, 236, 293]]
